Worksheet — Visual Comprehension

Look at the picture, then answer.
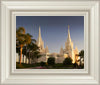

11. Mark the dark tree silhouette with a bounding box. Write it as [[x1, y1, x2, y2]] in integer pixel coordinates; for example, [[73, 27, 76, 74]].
[[63, 57, 72, 65], [47, 57, 55, 66]]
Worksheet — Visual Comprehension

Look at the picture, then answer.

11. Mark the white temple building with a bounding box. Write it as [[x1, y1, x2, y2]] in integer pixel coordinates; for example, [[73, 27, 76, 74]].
[[37, 26, 79, 63]]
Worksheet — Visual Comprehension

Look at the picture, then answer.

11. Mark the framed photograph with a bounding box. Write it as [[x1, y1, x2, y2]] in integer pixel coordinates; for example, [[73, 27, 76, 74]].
[[16, 16, 84, 69], [0, 0, 100, 85]]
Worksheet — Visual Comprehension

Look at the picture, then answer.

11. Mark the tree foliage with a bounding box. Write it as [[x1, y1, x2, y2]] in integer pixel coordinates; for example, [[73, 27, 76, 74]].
[[79, 50, 84, 58], [79, 50, 84, 67], [16, 27, 41, 64], [16, 27, 26, 64], [40, 62, 46, 66], [63, 57, 72, 65], [47, 57, 55, 66]]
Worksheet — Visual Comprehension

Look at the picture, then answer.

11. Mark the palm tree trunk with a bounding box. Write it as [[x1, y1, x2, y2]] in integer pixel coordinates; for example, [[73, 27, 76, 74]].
[[23, 54, 24, 63], [18, 53, 20, 63], [18, 49, 20, 63], [30, 52, 32, 64], [20, 45, 23, 64], [25, 46, 27, 63], [29, 51, 30, 64]]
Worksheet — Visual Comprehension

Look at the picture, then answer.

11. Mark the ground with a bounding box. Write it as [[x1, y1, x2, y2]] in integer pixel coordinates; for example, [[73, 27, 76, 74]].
[[16, 62, 83, 69]]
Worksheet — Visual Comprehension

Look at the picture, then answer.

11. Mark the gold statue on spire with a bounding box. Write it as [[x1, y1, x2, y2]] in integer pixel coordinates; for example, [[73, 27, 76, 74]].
[[68, 25, 70, 29]]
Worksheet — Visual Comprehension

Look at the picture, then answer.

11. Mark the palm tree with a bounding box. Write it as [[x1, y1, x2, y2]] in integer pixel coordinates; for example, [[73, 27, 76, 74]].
[[27, 43, 33, 64], [27, 41, 40, 64], [24, 33, 32, 63], [79, 50, 84, 67], [16, 27, 26, 64], [16, 43, 20, 63], [22, 46, 27, 63]]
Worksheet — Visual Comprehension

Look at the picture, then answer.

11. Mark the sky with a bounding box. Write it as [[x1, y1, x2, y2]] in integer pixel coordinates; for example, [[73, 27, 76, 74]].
[[16, 16, 84, 53]]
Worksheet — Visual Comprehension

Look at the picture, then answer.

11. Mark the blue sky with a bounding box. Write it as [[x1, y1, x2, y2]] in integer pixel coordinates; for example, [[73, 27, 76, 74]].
[[16, 16, 84, 53]]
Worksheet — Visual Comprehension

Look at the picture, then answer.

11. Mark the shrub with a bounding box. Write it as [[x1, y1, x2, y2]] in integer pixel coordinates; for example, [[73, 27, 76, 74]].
[[63, 57, 72, 65], [81, 63, 84, 69], [40, 61, 46, 66], [16, 63, 24, 69], [47, 57, 55, 66], [73, 63, 78, 68]]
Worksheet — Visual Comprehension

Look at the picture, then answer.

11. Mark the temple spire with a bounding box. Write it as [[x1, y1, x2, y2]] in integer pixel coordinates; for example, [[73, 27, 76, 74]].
[[65, 25, 72, 51], [45, 45, 49, 53], [39, 26, 42, 41], [60, 46, 63, 55], [68, 25, 70, 29], [68, 25, 71, 39], [37, 26, 44, 49]]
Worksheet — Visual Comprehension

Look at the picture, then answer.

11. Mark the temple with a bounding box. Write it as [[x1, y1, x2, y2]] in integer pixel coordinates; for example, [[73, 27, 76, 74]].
[[37, 25, 79, 63]]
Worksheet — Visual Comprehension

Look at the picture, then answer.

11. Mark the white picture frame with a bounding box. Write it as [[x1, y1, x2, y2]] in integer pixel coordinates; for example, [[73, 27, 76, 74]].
[[0, 0, 100, 85]]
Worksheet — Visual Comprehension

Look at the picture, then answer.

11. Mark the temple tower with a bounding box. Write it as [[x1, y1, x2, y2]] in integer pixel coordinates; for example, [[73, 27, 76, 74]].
[[65, 25, 75, 63], [60, 46, 64, 56], [36, 26, 45, 53], [45, 45, 49, 53], [36, 26, 49, 54]]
